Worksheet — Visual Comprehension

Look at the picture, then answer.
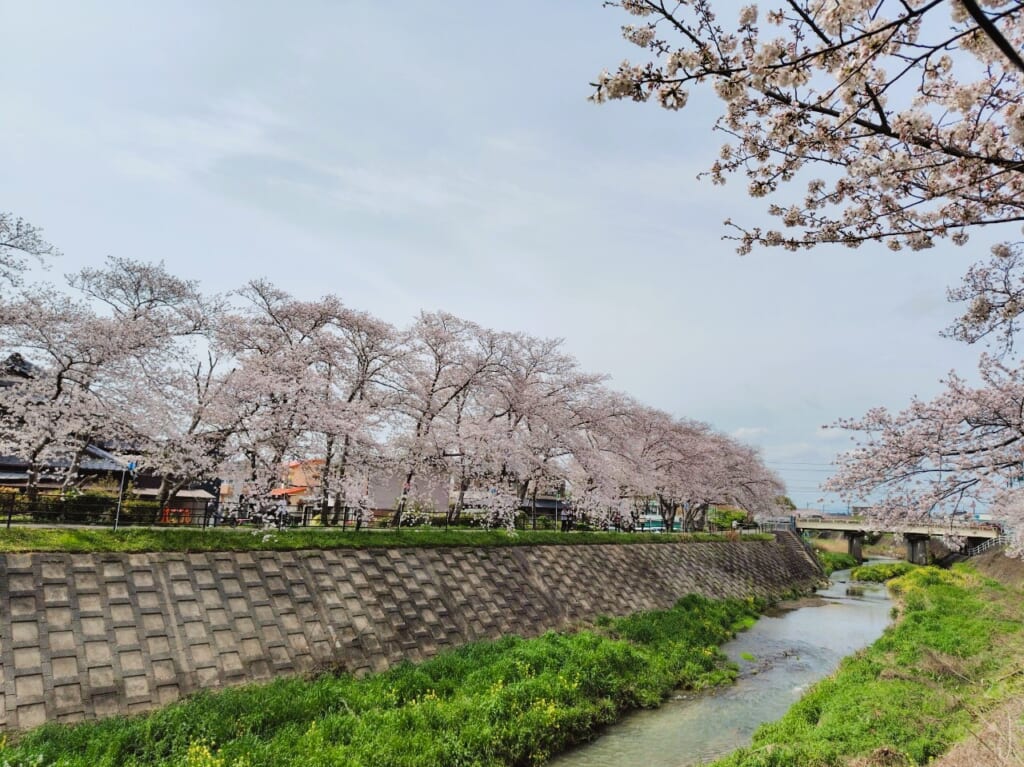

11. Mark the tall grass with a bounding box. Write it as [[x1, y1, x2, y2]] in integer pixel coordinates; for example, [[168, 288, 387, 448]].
[[814, 548, 858, 575], [0, 595, 762, 767]]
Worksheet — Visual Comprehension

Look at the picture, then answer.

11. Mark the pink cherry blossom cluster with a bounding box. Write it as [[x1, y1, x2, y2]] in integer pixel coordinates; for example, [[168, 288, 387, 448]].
[[823, 353, 1024, 548], [596, 0, 1024, 255], [0, 213, 60, 292]]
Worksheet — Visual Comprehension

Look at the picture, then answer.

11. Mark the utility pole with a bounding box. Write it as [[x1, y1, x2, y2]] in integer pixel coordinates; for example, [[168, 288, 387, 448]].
[[113, 461, 136, 531]]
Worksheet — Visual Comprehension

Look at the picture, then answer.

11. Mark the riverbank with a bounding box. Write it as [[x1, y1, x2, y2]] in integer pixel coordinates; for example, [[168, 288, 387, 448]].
[[707, 562, 1024, 767], [548, 561, 893, 767], [0, 595, 763, 767], [927, 550, 1024, 767]]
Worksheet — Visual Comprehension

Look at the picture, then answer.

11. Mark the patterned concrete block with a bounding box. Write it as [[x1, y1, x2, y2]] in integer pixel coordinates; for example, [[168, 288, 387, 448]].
[[51, 656, 79, 680], [15, 674, 43, 699], [53, 683, 83, 709], [16, 702, 46, 730]]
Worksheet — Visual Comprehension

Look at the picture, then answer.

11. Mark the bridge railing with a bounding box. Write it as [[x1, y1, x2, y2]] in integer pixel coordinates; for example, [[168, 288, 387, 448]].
[[758, 518, 797, 533], [964, 535, 1012, 557]]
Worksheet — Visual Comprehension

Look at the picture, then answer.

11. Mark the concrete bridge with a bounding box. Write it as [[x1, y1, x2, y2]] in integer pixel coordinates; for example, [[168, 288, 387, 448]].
[[793, 518, 1002, 564]]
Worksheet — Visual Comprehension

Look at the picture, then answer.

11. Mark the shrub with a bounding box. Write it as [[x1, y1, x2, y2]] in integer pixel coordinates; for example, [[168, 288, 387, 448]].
[[120, 498, 163, 525], [850, 562, 917, 582]]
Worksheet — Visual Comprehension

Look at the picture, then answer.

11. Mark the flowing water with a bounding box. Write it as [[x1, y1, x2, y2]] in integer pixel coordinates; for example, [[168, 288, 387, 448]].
[[549, 566, 893, 767]]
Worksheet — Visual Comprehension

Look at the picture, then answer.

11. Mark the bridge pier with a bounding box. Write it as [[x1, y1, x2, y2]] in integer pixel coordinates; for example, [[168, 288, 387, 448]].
[[905, 534, 930, 564], [844, 531, 865, 563]]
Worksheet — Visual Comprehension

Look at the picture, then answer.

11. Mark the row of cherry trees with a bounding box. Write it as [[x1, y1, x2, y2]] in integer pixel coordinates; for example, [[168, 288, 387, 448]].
[[0, 226, 783, 528]]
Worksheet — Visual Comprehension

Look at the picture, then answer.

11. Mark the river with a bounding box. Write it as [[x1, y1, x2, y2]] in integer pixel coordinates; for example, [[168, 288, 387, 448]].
[[548, 566, 893, 767]]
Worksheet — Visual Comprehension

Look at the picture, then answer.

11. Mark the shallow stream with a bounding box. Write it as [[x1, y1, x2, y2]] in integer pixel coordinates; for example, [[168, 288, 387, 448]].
[[549, 566, 893, 767]]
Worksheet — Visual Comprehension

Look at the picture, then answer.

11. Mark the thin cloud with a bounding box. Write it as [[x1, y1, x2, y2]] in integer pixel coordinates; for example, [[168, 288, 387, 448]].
[[732, 426, 768, 441]]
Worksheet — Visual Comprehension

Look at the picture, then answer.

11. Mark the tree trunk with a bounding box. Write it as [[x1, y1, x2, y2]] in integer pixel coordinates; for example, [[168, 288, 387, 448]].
[[320, 435, 335, 526], [391, 469, 416, 528], [25, 456, 45, 503], [155, 474, 173, 509], [329, 434, 351, 526], [659, 495, 677, 532], [449, 475, 469, 523], [59, 439, 90, 492], [165, 478, 189, 508], [630, 498, 644, 531]]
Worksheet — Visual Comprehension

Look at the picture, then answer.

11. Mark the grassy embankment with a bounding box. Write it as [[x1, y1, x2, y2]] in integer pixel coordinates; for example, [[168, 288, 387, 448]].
[[709, 563, 1024, 767], [0, 595, 762, 767], [0, 527, 771, 554]]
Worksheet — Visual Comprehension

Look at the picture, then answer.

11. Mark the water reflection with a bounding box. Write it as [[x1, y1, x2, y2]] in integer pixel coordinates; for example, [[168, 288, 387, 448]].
[[548, 568, 891, 767]]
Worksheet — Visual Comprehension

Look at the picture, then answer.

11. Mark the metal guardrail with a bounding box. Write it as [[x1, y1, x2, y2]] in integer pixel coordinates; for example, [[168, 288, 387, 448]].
[[0, 496, 316, 531], [1, 495, 817, 538], [964, 534, 1012, 557]]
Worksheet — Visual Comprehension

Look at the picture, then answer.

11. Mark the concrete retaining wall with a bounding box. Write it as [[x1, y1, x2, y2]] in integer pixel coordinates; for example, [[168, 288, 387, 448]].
[[0, 533, 821, 731]]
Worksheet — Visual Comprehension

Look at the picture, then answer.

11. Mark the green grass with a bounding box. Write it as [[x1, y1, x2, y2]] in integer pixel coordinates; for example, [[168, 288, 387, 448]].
[[814, 548, 858, 575], [0, 526, 770, 554], [850, 561, 918, 582], [0, 595, 763, 767], [708, 565, 1024, 767]]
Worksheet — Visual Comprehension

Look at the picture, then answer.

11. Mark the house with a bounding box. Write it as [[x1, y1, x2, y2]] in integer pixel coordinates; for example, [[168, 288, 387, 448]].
[[0, 352, 34, 387], [258, 459, 327, 507], [0, 443, 128, 491]]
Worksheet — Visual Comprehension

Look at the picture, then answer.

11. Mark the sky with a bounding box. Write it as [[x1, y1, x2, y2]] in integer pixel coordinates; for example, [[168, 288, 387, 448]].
[[0, 1, 988, 509]]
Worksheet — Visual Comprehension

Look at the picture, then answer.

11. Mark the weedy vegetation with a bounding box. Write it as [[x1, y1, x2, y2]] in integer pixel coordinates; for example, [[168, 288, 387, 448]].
[[814, 548, 858, 575], [850, 562, 918, 583]]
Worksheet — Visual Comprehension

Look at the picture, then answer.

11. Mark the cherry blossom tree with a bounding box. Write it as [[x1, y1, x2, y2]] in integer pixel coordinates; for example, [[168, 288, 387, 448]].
[[636, 417, 721, 532], [443, 383, 519, 524], [65, 257, 233, 506], [306, 306, 397, 526], [601, 401, 783, 532], [698, 433, 787, 519], [558, 390, 637, 529], [945, 243, 1024, 353], [0, 213, 60, 291], [217, 282, 349, 503], [447, 333, 606, 527], [824, 354, 1024, 525], [596, 0, 1024, 254], [0, 287, 161, 497], [385, 311, 507, 527], [0, 258, 233, 503], [0, 246, 785, 532]]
